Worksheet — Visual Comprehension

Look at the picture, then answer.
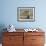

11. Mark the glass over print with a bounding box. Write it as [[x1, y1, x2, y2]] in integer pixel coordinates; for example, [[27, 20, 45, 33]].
[[17, 7, 35, 22]]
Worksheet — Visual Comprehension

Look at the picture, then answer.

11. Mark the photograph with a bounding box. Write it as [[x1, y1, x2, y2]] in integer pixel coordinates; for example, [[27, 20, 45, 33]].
[[17, 7, 35, 22]]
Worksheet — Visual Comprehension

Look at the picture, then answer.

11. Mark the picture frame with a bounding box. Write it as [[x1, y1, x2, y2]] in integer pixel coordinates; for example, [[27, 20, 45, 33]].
[[17, 7, 35, 22]]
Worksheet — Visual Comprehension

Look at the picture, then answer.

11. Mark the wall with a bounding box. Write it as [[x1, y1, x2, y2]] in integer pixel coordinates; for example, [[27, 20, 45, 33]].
[[0, 0, 46, 30]]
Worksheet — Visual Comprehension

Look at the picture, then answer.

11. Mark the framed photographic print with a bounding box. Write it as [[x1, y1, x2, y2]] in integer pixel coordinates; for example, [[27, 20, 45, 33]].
[[17, 7, 35, 22]]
